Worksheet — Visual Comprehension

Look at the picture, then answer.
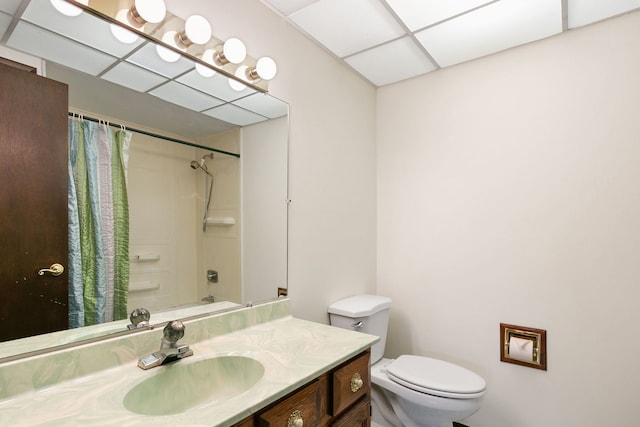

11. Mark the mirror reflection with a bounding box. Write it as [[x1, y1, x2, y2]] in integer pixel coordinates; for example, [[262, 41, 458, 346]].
[[0, 0, 288, 360]]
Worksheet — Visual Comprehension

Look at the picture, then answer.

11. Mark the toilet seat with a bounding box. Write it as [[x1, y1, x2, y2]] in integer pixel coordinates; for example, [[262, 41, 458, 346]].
[[386, 355, 486, 399]]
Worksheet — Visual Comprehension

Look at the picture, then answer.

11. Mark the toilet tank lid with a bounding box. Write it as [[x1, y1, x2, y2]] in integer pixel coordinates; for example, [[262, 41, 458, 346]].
[[328, 294, 391, 317]]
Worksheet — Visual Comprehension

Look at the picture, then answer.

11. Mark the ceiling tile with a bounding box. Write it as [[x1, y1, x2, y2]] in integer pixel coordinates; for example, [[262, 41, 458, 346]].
[[263, 0, 319, 16], [22, 0, 143, 58], [6, 21, 117, 75], [233, 93, 289, 119], [126, 43, 194, 78], [0, 12, 11, 38], [345, 37, 437, 86], [415, 0, 562, 68], [176, 70, 257, 102], [203, 104, 267, 127], [150, 81, 225, 112], [0, 0, 22, 15], [289, 0, 405, 57], [568, 0, 640, 28], [101, 62, 167, 92], [383, 0, 494, 31]]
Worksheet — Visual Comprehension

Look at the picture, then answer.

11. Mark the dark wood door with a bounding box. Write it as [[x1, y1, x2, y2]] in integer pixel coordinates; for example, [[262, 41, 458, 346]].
[[0, 61, 69, 341]]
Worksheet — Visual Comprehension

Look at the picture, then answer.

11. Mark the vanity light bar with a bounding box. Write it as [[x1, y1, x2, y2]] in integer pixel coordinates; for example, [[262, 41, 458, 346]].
[[57, 0, 274, 93]]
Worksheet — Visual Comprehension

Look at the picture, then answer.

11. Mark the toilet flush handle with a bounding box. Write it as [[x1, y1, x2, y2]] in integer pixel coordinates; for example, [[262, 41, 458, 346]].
[[351, 321, 364, 329]]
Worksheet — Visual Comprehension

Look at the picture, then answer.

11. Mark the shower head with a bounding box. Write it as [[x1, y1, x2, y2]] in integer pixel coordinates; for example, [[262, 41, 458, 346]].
[[190, 154, 213, 176]]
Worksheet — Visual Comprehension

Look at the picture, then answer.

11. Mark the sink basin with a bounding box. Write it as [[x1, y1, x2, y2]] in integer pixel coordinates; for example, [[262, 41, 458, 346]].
[[123, 355, 265, 416]]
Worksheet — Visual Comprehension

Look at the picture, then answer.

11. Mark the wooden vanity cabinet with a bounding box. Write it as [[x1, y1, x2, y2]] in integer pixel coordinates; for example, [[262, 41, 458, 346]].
[[258, 379, 326, 426], [233, 350, 371, 427], [330, 397, 370, 427], [331, 349, 370, 416]]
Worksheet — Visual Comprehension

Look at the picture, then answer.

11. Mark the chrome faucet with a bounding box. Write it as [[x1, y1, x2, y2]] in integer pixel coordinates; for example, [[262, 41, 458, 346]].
[[137, 320, 194, 370]]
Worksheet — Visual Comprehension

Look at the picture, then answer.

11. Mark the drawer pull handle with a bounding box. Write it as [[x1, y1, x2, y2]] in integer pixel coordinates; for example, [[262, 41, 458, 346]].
[[287, 409, 304, 427], [350, 372, 363, 392]]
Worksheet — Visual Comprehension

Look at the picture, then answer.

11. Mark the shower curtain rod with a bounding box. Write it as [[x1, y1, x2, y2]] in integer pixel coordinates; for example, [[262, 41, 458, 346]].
[[68, 112, 241, 158]]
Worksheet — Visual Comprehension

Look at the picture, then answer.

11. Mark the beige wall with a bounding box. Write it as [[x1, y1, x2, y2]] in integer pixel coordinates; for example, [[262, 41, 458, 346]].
[[377, 11, 640, 427]]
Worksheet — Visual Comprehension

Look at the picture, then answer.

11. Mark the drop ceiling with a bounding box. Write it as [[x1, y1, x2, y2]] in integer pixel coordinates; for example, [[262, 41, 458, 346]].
[[261, 0, 640, 87], [0, 0, 288, 138]]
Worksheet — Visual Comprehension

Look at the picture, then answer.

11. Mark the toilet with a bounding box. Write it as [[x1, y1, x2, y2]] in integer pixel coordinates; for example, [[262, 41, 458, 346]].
[[328, 295, 486, 427]]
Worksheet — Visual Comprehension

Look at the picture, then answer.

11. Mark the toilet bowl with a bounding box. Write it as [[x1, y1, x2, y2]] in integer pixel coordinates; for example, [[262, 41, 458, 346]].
[[371, 357, 485, 427], [328, 295, 486, 427]]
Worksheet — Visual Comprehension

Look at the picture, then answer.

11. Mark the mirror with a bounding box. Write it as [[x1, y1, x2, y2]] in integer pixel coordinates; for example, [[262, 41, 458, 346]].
[[0, 0, 288, 361]]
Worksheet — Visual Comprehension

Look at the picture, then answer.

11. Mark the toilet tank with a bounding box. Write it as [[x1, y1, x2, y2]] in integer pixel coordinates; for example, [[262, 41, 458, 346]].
[[328, 294, 391, 364]]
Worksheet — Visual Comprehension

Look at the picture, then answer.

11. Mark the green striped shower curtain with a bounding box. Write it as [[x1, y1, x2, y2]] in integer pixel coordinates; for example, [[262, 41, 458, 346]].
[[68, 119, 132, 328]]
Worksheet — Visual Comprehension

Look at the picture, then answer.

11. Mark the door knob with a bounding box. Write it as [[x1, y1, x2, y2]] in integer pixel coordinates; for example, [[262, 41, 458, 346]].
[[38, 263, 65, 277]]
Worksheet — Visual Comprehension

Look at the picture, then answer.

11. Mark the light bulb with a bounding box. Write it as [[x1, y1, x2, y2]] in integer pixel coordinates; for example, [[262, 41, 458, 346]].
[[214, 38, 246, 66], [182, 15, 212, 46], [50, 0, 88, 17], [255, 57, 277, 80], [110, 9, 139, 44], [228, 65, 249, 91], [195, 49, 217, 77], [132, 0, 166, 24], [222, 38, 246, 65], [156, 31, 181, 62]]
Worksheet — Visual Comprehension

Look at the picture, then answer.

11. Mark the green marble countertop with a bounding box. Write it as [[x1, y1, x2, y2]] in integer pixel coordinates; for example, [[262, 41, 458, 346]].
[[0, 299, 377, 426]]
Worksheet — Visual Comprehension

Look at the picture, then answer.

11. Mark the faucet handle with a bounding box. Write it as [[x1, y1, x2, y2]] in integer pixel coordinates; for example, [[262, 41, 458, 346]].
[[163, 320, 185, 343], [127, 308, 150, 330]]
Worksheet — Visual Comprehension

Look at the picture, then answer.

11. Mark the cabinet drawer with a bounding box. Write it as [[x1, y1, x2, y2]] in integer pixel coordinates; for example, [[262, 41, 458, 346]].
[[258, 379, 324, 426], [332, 351, 370, 416], [330, 396, 370, 427]]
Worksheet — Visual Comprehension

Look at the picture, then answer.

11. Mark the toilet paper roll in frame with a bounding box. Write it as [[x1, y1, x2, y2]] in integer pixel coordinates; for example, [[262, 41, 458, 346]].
[[508, 336, 534, 362], [500, 323, 547, 370]]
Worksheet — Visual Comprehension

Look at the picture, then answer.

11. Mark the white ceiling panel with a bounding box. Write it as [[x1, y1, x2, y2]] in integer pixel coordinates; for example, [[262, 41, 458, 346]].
[[264, 0, 319, 16], [101, 62, 167, 92], [0, 12, 11, 37], [345, 36, 436, 87], [384, 0, 494, 31], [233, 93, 289, 119], [262, 0, 639, 87], [150, 81, 225, 112], [415, 0, 562, 68], [289, 0, 405, 57], [7, 21, 116, 76], [176, 70, 257, 102], [0, 0, 23, 15], [568, 0, 640, 28], [22, 0, 143, 58], [203, 104, 267, 127], [126, 43, 194, 78]]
